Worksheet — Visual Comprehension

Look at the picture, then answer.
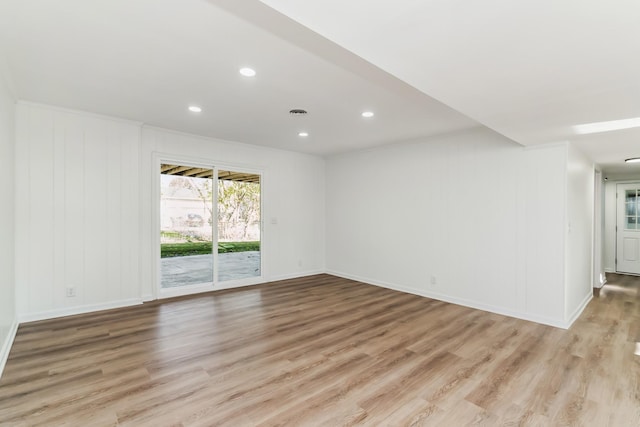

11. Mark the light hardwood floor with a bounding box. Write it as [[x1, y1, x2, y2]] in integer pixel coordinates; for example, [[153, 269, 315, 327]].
[[0, 274, 638, 426]]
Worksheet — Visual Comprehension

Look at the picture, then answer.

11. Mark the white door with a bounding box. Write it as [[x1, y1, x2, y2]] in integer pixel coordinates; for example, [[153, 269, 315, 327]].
[[616, 182, 640, 275]]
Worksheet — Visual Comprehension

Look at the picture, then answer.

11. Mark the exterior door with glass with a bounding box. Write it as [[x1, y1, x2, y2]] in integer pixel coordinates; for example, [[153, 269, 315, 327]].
[[616, 183, 640, 275]]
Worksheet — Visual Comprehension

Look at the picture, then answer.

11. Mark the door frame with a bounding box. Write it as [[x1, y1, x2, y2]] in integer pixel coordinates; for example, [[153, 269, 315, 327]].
[[593, 170, 604, 288], [151, 152, 265, 300], [615, 180, 640, 275]]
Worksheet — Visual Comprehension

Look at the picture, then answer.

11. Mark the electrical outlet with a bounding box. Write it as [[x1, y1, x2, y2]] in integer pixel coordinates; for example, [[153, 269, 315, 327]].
[[430, 276, 437, 286], [66, 287, 76, 297], [297, 259, 303, 267]]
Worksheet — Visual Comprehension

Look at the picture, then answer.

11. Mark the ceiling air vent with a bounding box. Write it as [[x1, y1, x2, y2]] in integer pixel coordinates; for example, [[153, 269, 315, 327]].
[[289, 109, 308, 115]]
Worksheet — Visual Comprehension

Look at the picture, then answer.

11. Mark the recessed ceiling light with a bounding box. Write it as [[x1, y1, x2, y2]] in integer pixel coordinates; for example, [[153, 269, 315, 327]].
[[239, 67, 256, 77], [361, 111, 374, 118], [573, 117, 640, 135], [188, 105, 202, 113], [298, 132, 309, 137], [625, 157, 640, 163]]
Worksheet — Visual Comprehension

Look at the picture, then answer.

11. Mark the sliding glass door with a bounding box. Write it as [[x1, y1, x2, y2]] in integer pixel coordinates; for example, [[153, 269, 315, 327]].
[[158, 162, 262, 295], [160, 164, 214, 289], [217, 170, 261, 281]]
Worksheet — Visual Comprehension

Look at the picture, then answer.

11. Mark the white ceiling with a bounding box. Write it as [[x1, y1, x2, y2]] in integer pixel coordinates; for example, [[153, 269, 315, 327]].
[[0, 0, 476, 156], [259, 0, 640, 174], [1, 0, 639, 174]]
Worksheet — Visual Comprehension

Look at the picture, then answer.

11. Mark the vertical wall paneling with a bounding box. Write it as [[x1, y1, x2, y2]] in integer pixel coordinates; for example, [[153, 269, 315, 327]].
[[106, 125, 122, 302], [521, 144, 566, 322], [0, 63, 16, 378], [140, 126, 326, 298], [592, 171, 604, 288], [124, 126, 141, 300], [28, 107, 55, 313], [84, 119, 108, 304], [52, 112, 66, 309], [326, 129, 579, 328], [565, 142, 594, 322], [63, 116, 85, 306], [15, 103, 142, 321], [603, 181, 617, 272], [14, 106, 29, 316]]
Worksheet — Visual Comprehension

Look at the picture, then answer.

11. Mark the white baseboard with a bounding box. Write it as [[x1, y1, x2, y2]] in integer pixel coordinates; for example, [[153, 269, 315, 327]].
[[594, 275, 607, 289], [19, 298, 143, 323], [325, 270, 572, 329], [566, 292, 593, 328], [0, 319, 19, 379], [604, 267, 615, 273], [267, 270, 325, 283]]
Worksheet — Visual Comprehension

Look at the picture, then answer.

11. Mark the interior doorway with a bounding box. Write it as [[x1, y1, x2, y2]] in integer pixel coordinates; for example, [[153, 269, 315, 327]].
[[616, 182, 640, 275]]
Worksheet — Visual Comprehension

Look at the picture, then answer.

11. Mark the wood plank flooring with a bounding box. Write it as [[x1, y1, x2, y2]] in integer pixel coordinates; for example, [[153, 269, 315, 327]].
[[0, 273, 638, 426]]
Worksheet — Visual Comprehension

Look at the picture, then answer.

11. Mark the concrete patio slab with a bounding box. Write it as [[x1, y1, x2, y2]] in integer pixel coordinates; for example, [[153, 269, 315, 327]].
[[161, 251, 261, 288]]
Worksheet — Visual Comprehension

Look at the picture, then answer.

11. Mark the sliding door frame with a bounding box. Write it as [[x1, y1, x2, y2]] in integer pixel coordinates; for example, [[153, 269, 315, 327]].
[[151, 152, 265, 300]]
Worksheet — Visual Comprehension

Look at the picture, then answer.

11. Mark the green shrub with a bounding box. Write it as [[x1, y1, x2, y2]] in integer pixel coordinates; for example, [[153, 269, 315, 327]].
[[160, 241, 260, 258]]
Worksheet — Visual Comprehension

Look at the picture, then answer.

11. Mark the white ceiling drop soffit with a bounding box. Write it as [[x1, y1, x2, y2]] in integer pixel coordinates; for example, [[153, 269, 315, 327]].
[[258, 0, 640, 173]]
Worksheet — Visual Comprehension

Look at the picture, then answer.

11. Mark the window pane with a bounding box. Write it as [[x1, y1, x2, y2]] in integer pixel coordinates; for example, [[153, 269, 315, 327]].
[[627, 202, 637, 216], [160, 165, 213, 288], [217, 171, 261, 282], [627, 216, 637, 230], [626, 190, 637, 203]]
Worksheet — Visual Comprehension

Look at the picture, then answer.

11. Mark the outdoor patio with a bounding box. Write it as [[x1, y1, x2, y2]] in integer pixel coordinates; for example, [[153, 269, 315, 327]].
[[161, 251, 261, 288]]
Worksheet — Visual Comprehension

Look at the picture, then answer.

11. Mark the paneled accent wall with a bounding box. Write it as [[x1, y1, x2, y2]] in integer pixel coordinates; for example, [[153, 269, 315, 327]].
[[326, 128, 593, 328], [565, 143, 595, 321], [139, 127, 326, 300], [15, 103, 142, 321], [0, 65, 16, 376]]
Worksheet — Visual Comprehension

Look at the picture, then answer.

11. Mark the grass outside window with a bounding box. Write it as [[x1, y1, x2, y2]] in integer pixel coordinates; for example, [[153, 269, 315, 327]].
[[161, 241, 260, 258]]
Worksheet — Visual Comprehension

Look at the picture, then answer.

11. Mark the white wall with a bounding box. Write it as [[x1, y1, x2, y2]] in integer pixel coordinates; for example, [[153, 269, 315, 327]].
[[593, 170, 604, 288], [564, 143, 594, 322], [519, 143, 567, 323], [0, 58, 16, 376], [13, 106, 326, 320], [9, 101, 594, 332], [603, 181, 617, 272], [15, 103, 142, 321], [140, 127, 325, 299], [326, 128, 585, 327]]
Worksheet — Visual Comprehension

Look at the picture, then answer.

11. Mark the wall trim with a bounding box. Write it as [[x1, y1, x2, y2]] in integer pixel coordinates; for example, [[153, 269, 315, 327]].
[[565, 292, 593, 329], [16, 100, 144, 126], [326, 270, 573, 329], [19, 299, 143, 323], [268, 270, 325, 283], [0, 319, 19, 379], [18, 271, 323, 323], [141, 294, 154, 302], [143, 124, 318, 158]]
